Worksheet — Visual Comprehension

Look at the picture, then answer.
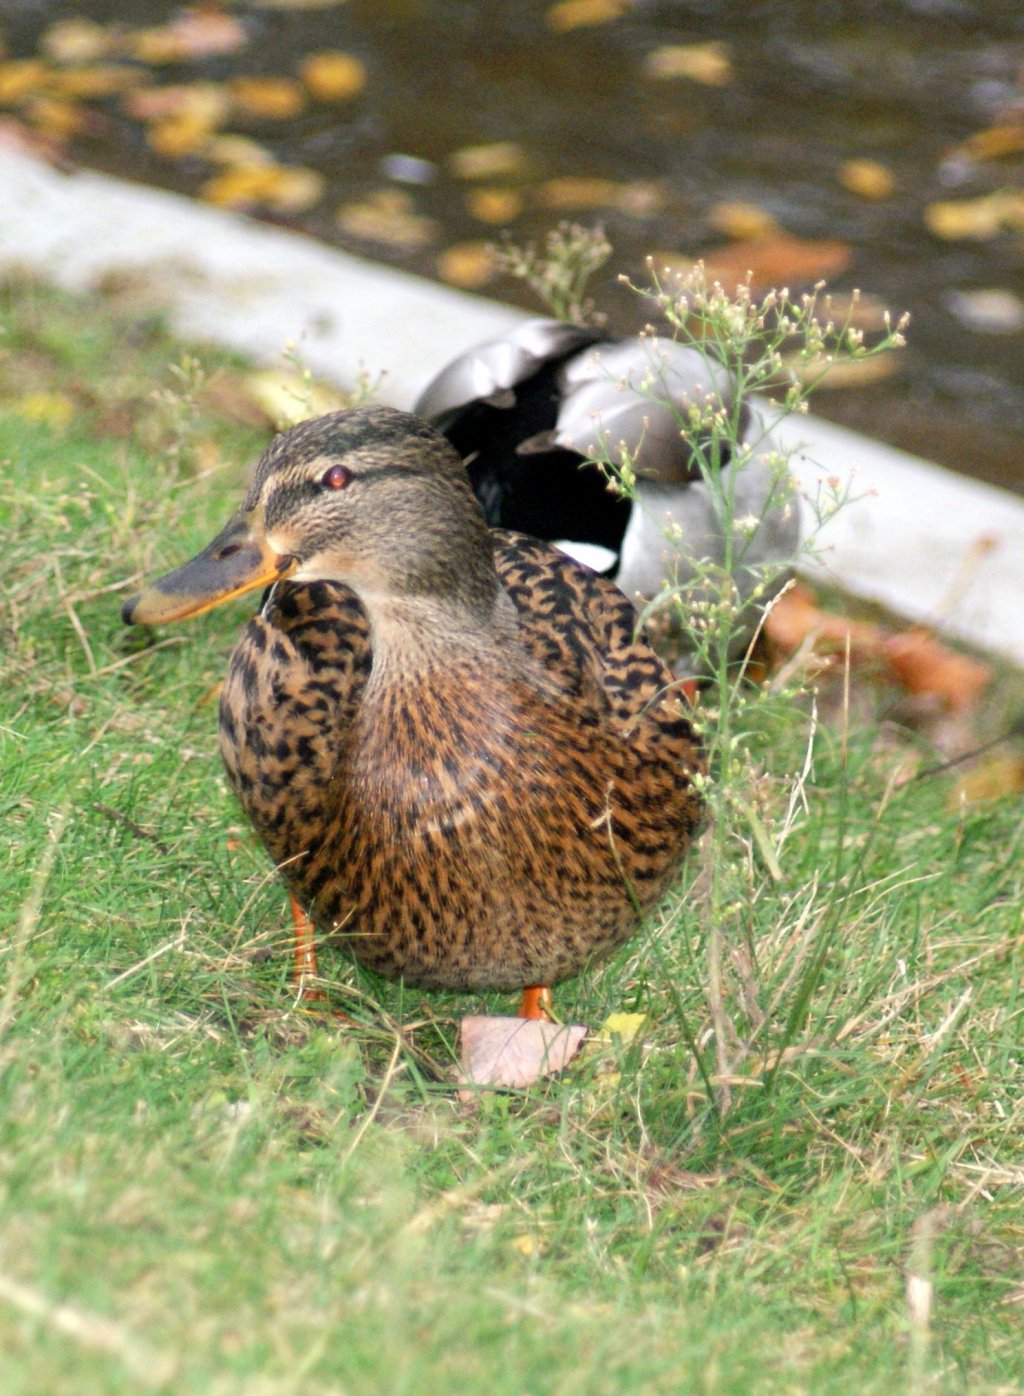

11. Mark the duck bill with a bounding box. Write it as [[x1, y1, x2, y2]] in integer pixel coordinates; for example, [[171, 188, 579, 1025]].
[[121, 508, 295, 626]]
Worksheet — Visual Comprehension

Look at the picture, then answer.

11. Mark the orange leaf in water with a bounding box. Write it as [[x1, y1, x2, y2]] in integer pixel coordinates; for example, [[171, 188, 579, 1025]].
[[924, 190, 1024, 240], [49, 65, 140, 98], [335, 189, 438, 248], [0, 60, 51, 106], [449, 141, 527, 180], [643, 41, 733, 86], [460, 1015, 587, 1090], [839, 158, 895, 200], [127, 9, 248, 64], [696, 235, 854, 291], [200, 162, 324, 212], [437, 241, 498, 289], [708, 201, 782, 241], [41, 18, 115, 64], [950, 124, 1024, 163], [546, 0, 628, 32], [229, 75, 306, 120], [465, 186, 523, 224], [299, 51, 367, 102], [124, 81, 231, 125]]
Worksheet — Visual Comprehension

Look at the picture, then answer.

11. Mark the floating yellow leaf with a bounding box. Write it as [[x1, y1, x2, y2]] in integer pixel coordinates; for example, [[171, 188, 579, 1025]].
[[300, 51, 367, 102], [124, 82, 231, 126], [952, 124, 1024, 162], [49, 64, 140, 98], [336, 188, 438, 248], [201, 162, 324, 212], [784, 349, 900, 390], [449, 140, 526, 180], [663, 234, 853, 292], [465, 186, 523, 224], [437, 241, 497, 289], [15, 391, 75, 427], [537, 175, 625, 209], [24, 96, 88, 138], [546, 0, 628, 32], [147, 113, 221, 159], [644, 41, 733, 86], [0, 60, 51, 106], [707, 201, 781, 241], [229, 75, 306, 120], [127, 11, 248, 64], [924, 189, 1024, 240], [41, 18, 114, 64], [839, 158, 895, 200], [203, 133, 277, 168]]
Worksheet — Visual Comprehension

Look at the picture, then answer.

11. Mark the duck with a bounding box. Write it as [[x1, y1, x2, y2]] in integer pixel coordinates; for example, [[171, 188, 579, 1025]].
[[414, 318, 802, 672], [123, 407, 705, 1021]]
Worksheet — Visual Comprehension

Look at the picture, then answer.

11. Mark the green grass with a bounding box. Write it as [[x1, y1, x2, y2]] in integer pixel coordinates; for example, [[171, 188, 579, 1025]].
[[1, 278, 1022, 1395]]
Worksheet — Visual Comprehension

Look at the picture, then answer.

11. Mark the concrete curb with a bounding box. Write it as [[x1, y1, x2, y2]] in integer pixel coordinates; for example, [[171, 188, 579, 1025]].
[[2, 146, 1022, 667]]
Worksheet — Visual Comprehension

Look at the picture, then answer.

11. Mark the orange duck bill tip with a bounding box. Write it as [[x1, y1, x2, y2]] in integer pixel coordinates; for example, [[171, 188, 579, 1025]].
[[122, 513, 296, 626]]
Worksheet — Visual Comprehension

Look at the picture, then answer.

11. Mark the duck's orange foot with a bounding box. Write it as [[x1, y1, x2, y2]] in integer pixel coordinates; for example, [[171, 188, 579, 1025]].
[[288, 894, 348, 1017], [518, 985, 553, 1021]]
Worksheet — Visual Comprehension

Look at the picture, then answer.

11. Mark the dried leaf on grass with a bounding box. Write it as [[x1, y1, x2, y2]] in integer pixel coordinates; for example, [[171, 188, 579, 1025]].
[[460, 1015, 587, 1090], [950, 754, 1024, 808], [765, 583, 993, 714]]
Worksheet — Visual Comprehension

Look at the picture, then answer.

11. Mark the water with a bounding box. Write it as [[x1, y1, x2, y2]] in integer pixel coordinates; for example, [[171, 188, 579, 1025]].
[[5, 0, 1024, 493]]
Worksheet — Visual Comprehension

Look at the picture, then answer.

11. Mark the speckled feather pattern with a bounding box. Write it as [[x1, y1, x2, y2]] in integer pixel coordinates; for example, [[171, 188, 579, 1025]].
[[218, 530, 703, 993]]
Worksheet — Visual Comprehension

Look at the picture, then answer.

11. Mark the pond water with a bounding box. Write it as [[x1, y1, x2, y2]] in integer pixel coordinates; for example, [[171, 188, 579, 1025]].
[[4, 0, 1024, 494]]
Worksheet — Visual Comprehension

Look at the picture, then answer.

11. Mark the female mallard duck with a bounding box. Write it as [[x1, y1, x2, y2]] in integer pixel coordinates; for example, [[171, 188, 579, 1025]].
[[123, 407, 704, 1018], [415, 318, 801, 670]]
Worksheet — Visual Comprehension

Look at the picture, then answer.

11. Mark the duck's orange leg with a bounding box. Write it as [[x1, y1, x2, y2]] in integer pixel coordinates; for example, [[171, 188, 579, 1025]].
[[518, 985, 553, 1021], [290, 894, 326, 1002]]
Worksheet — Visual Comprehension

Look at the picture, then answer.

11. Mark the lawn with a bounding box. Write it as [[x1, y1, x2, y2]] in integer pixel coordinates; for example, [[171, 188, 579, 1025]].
[[1, 278, 1021, 1395]]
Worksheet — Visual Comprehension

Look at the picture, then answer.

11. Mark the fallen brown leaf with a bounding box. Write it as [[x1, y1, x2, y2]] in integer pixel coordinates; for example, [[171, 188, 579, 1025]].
[[460, 1015, 587, 1090], [881, 629, 993, 715]]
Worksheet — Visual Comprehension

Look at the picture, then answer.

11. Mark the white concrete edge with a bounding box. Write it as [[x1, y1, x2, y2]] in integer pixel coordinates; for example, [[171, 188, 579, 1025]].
[[2, 146, 1022, 668]]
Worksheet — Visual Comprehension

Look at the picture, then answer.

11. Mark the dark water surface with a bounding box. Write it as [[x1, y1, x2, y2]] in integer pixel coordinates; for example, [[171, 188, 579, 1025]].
[[5, 0, 1024, 493]]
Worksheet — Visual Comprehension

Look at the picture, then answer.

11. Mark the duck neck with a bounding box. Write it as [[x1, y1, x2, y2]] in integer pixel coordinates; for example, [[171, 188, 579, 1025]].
[[360, 586, 516, 682]]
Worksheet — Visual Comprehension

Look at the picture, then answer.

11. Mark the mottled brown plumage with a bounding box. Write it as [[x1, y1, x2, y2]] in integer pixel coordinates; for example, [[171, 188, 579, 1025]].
[[124, 407, 704, 996]]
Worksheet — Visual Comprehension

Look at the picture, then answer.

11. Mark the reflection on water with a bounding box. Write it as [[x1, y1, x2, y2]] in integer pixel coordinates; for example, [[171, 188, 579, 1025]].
[[4, 0, 1024, 492]]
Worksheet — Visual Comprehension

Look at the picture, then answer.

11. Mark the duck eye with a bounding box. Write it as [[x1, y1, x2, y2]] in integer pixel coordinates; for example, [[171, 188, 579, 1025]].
[[321, 464, 351, 491]]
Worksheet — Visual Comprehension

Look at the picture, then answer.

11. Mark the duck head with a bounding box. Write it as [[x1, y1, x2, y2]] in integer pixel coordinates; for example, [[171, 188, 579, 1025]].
[[122, 407, 500, 627]]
